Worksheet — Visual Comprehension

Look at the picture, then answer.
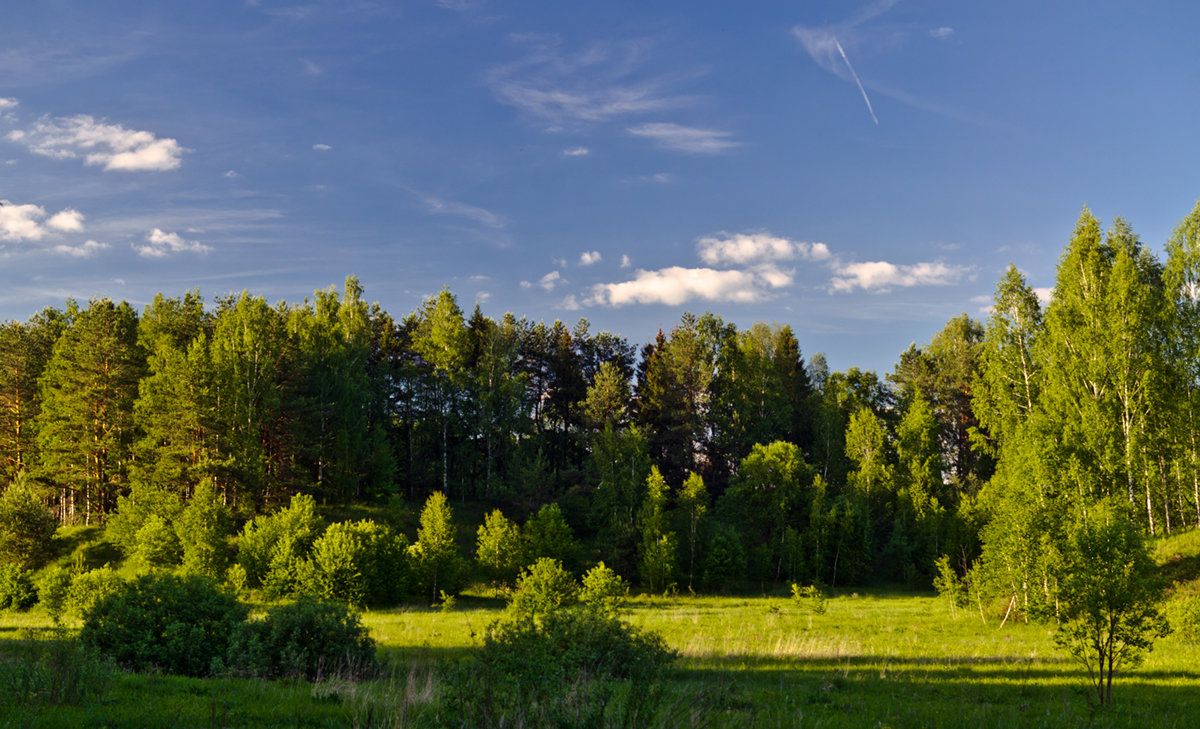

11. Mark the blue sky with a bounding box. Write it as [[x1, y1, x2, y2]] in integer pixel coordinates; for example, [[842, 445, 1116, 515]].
[[3, 0, 1198, 374]]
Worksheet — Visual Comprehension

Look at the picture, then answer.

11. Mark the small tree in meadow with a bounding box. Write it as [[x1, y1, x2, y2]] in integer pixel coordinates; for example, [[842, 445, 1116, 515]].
[[1055, 505, 1168, 706], [408, 491, 465, 603], [176, 481, 233, 579], [579, 561, 628, 614], [476, 509, 523, 590], [509, 557, 578, 618], [933, 554, 966, 620], [522, 502, 580, 572]]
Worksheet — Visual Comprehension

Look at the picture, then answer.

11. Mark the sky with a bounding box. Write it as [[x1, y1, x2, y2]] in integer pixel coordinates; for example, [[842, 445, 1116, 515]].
[[2, 0, 1199, 374]]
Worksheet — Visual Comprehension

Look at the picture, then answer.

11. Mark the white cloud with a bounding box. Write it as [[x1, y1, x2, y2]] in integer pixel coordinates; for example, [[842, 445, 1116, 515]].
[[562, 146, 589, 156], [46, 209, 84, 232], [627, 123, 740, 154], [588, 265, 789, 307], [579, 251, 601, 266], [134, 228, 211, 258], [476, 291, 491, 303], [829, 260, 969, 293], [8, 114, 184, 171], [0, 200, 85, 242], [697, 232, 831, 266], [521, 270, 562, 291], [560, 294, 581, 311], [52, 239, 108, 258], [0, 97, 16, 120], [930, 27, 954, 40], [620, 254, 631, 268], [1034, 287, 1053, 305], [223, 169, 239, 178], [313, 143, 332, 151]]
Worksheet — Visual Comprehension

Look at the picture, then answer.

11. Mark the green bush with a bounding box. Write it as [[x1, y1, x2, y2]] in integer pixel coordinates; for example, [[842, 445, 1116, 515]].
[[1171, 592, 1200, 645], [236, 493, 323, 593], [35, 566, 72, 621], [442, 607, 675, 728], [580, 561, 629, 614], [79, 573, 247, 677], [0, 477, 57, 568], [134, 513, 182, 569], [176, 481, 233, 579], [226, 595, 377, 680], [509, 557, 578, 618], [0, 634, 114, 709], [65, 567, 125, 620], [0, 563, 37, 610], [305, 519, 409, 607]]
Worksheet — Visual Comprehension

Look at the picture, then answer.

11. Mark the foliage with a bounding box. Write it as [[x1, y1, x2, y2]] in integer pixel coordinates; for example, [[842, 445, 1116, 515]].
[[933, 554, 966, 619], [79, 573, 247, 676], [440, 606, 675, 729], [0, 634, 114, 710], [0, 476, 57, 567], [175, 480, 233, 579], [134, 512, 182, 569], [35, 566, 72, 621], [580, 561, 629, 614], [304, 518, 408, 607], [236, 493, 323, 595], [1170, 592, 1200, 645], [522, 501, 580, 572], [0, 563, 36, 610], [65, 566, 125, 620], [225, 595, 377, 680], [408, 490, 465, 603], [1054, 506, 1169, 705], [509, 557, 579, 618], [790, 582, 827, 615], [474, 508, 523, 590]]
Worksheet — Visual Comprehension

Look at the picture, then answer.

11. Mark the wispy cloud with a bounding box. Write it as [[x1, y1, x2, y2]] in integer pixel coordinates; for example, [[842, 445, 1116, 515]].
[[488, 35, 690, 128], [579, 250, 601, 266], [312, 143, 332, 151], [930, 27, 954, 40], [521, 270, 562, 291], [416, 191, 506, 229], [833, 37, 878, 125], [52, 239, 108, 258], [6, 114, 185, 171], [134, 228, 211, 258], [627, 123, 740, 154], [562, 146, 589, 157], [620, 254, 631, 268]]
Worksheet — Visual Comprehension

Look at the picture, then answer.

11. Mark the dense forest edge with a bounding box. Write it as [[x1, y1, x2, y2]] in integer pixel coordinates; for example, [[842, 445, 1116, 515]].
[[5, 202, 1200, 720]]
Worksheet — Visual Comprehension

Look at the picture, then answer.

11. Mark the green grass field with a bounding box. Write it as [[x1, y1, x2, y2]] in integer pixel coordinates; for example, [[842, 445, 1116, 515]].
[[3, 527, 1199, 728], [3, 588, 1199, 729]]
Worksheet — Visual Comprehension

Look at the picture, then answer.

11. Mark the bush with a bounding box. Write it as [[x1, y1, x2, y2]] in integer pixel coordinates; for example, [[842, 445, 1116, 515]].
[[35, 567, 72, 621], [0, 563, 36, 611], [509, 557, 578, 618], [134, 513, 182, 569], [522, 502, 580, 571], [0, 477, 57, 568], [79, 573, 247, 677], [65, 567, 125, 620], [236, 494, 323, 593], [442, 607, 675, 728], [226, 596, 377, 680], [176, 481, 233, 579], [1171, 592, 1200, 645], [305, 519, 409, 607], [0, 634, 113, 709], [580, 561, 629, 614]]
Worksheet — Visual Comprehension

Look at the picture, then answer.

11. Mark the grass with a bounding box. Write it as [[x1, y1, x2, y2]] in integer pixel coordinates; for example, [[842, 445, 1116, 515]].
[[2, 589, 1199, 728]]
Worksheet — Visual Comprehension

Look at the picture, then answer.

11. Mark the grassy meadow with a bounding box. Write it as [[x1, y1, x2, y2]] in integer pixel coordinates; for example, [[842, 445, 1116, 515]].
[[3, 585, 1200, 729]]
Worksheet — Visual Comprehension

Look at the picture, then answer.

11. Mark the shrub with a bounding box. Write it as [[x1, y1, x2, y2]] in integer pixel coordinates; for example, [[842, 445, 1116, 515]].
[[791, 582, 827, 615], [1173, 592, 1200, 646], [176, 481, 233, 579], [442, 607, 675, 728], [0, 477, 57, 568], [475, 509, 523, 590], [79, 573, 247, 677], [226, 596, 377, 680], [509, 557, 578, 618], [237, 494, 323, 593], [35, 567, 72, 621], [0, 563, 36, 611], [107, 485, 183, 557], [408, 491, 465, 603], [522, 502, 580, 571], [580, 561, 629, 614], [305, 519, 409, 607], [134, 513, 182, 569], [65, 567, 125, 620], [0, 634, 113, 709]]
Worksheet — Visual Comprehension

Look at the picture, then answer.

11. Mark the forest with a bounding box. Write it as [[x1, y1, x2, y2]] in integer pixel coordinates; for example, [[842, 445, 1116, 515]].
[[3, 203, 1200, 725], [4, 204, 1200, 587]]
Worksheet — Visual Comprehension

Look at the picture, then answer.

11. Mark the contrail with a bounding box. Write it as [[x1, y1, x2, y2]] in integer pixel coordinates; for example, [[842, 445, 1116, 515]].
[[833, 36, 878, 125]]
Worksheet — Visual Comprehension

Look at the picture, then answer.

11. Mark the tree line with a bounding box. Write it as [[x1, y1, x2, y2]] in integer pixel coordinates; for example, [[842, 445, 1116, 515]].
[[3, 201, 1200, 600]]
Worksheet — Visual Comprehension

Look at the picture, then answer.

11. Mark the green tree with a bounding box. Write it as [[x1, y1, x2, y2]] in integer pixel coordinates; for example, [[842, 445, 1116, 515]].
[[408, 490, 465, 602], [522, 502, 580, 572], [1055, 504, 1168, 705], [0, 309, 63, 484], [35, 299, 144, 523], [175, 480, 233, 579], [638, 466, 677, 592], [475, 509, 524, 589], [509, 557, 578, 618], [677, 471, 708, 591], [411, 289, 470, 496], [0, 474, 56, 567]]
